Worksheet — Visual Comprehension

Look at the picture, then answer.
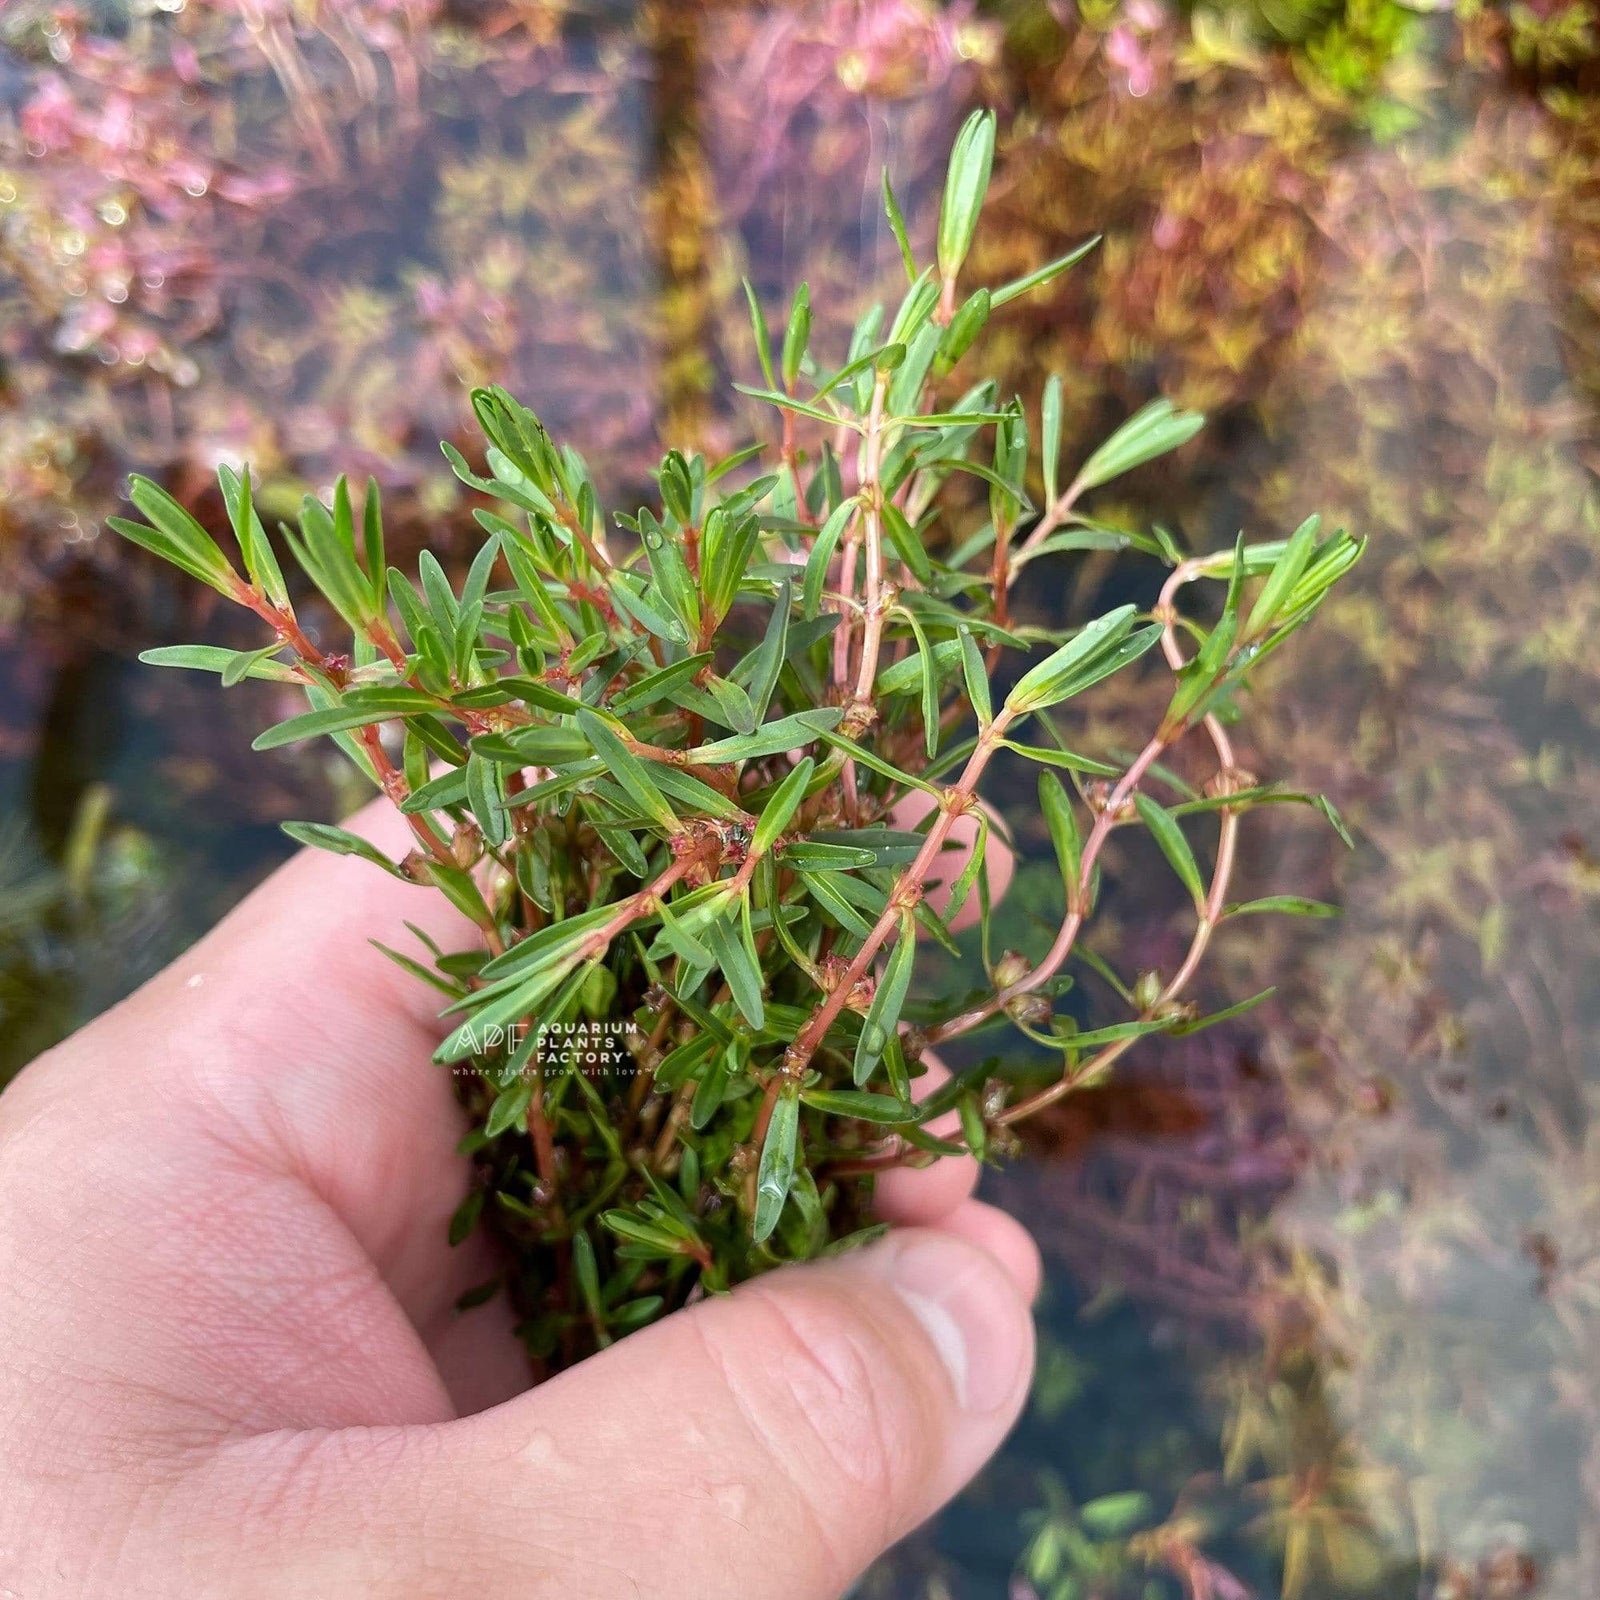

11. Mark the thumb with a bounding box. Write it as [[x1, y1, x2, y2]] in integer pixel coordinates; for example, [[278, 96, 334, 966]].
[[236, 1211, 1036, 1600]]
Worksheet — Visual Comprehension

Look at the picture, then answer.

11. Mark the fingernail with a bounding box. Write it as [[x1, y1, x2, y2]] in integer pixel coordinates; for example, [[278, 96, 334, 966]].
[[877, 1232, 1031, 1414]]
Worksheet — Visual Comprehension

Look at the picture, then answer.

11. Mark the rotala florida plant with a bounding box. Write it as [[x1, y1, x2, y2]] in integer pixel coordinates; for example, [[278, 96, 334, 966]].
[[114, 111, 1361, 1375]]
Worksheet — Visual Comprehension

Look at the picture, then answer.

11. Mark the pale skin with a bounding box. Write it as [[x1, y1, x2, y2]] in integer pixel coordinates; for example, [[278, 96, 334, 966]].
[[0, 796, 1034, 1598]]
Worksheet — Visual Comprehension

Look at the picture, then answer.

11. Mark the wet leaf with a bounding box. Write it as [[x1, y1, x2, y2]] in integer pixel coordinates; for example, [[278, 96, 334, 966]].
[[854, 912, 916, 1087], [1074, 399, 1204, 492], [753, 1082, 801, 1243]]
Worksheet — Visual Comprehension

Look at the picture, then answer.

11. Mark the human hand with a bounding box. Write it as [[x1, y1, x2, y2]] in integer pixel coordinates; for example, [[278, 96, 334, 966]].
[[0, 797, 1036, 1599]]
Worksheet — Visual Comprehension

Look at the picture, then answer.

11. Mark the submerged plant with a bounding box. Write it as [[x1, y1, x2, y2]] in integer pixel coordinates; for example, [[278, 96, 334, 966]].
[[114, 112, 1359, 1374]]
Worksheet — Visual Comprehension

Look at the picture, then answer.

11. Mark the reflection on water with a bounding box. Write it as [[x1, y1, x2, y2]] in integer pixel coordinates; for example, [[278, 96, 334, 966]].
[[4, 1, 1600, 1594]]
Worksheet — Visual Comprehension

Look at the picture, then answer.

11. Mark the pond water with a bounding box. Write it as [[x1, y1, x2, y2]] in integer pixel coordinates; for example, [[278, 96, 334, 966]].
[[4, 2, 1599, 1595]]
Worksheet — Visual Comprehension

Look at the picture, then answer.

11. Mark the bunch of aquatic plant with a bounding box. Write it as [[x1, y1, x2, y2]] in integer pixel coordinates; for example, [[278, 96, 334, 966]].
[[114, 111, 1359, 1373], [1015, 1473, 1252, 1600]]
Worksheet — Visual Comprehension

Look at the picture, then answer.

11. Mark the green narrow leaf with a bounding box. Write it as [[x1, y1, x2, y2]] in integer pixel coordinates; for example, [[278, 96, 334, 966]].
[[1133, 793, 1206, 912], [803, 500, 855, 621], [937, 108, 996, 286], [706, 441, 766, 484], [1039, 772, 1082, 912], [485, 1077, 533, 1139], [571, 1229, 611, 1345], [287, 488, 378, 631], [110, 487, 239, 597], [1225, 896, 1340, 919], [398, 763, 469, 813], [699, 673, 758, 735], [814, 727, 941, 796], [882, 168, 917, 283], [654, 894, 716, 969], [957, 1092, 988, 1161], [1041, 374, 1063, 509], [799, 1087, 920, 1124], [218, 464, 289, 607], [989, 234, 1100, 308], [796, 867, 876, 938], [732, 580, 791, 720], [485, 676, 585, 717], [1167, 986, 1275, 1035], [702, 507, 765, 625], [252, 688, 441, 750], [898, 608, 941, 759], [1074, 399, 1205, 493], [887, 268, 938, 348], [934, 287, 989, 374], [742, 278, 777, 391], [1005, 605, 1139, 714], [1078, 1491, 1155, 1538], [781, 283, 811, 392], [362, 477, 386, 611], [957, 624, 992, 727], [877, 637, 961, 698], [1243, 514, 1320, 639], [637, 506, 702, 639], [689, 1048, 733, 1130], [685, 708, 843, 765], [702, 893, 766, 1028], [732, 385, 850, 429], [780, 841, 876, 869], [854, 912, 916, 1087], [448, 1187, 484, 1246], [612, 652, 714, 714], [753, 1081, 801, 1243], [454, 531, 501, 680], [370, 937, 459, 997], [423, 860, 498, 943], [280, 820, 404, 876], [881, 501, 934, 585], [647, 763, 751, 822], [752, 757, 814, 857], [417, 547, 460, 631], [1316, 793, 1357, 851], [999, 739, 1119, 777], [466, 753, 509, 849], [217, 640, 286, 684], [943, 807, 988, 926], [574, 709, 681, 833], [138, 644, 301, 684], [813, 341, 906, 404]]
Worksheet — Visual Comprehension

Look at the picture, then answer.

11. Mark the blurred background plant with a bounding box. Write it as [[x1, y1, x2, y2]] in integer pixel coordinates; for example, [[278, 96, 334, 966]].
[[0, 784, 170, 1070], [7, 0, 1600, 1593]]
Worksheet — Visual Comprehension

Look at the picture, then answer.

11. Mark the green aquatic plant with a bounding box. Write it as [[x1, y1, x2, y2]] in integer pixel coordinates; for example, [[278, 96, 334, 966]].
[[113, 112, 1357, 1372], [1016, 1470, 1253, 1599]]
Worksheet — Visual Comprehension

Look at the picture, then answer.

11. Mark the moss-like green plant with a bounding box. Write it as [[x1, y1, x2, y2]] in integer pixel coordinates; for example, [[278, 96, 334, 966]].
[[114, 111, 1359, 1374]]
